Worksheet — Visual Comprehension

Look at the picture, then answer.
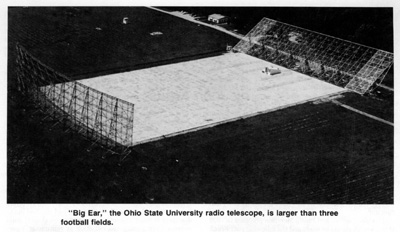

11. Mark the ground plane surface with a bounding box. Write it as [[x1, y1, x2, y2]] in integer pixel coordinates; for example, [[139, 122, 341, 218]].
[[76, 52, 344, 145]]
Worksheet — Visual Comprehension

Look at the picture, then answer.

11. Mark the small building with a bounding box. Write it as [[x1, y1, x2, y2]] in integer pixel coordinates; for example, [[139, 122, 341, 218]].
[[208, 14, 229, 24], [263, 67, 281, 76]]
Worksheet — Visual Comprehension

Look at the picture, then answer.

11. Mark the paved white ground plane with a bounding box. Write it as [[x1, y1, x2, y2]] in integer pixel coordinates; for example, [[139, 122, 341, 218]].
[[78, 52, 344, 145]]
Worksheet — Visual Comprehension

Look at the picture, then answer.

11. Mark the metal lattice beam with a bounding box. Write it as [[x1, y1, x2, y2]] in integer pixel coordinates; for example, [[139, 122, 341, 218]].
[[233, 17, 393, 94], [15, 44, 135, 153]]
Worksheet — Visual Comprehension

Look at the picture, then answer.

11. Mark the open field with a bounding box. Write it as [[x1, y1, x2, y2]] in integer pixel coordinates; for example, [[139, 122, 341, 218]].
[[8, 7, 238, 79], [7, 7, 393, 203], [336, 91, 394, 123], [135, 101, 393, 203], [7, 97, 393, 203]]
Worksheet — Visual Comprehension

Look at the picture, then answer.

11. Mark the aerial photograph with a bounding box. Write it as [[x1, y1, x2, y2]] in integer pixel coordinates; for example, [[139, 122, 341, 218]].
[[7, 6, 393, 204]]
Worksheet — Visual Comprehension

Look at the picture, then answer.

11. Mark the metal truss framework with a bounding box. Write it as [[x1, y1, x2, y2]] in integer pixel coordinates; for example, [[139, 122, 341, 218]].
[[15, 44, 135, 154], [233, 17, 393, 94]]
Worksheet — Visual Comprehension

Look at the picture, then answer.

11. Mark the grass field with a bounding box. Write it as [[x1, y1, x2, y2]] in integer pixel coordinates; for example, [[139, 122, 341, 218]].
[[7, 7, 393, 203], [8, 7, 238, 79], [336, 91, 393, 123], [8, 97, 393, 203]]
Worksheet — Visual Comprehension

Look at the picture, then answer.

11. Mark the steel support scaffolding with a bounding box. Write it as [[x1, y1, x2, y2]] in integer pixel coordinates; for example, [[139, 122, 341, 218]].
[[15, 44, 135, 157], [233, 17, 393, 94]]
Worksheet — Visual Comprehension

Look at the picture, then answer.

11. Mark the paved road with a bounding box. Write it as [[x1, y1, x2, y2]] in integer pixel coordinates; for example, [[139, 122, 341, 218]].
[[146, 6, 245, 40]]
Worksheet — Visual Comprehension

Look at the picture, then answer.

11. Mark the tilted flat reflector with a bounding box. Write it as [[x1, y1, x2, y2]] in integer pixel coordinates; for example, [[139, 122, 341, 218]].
[[345, 50, 393, 94], [233, 17, 393, 94]]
